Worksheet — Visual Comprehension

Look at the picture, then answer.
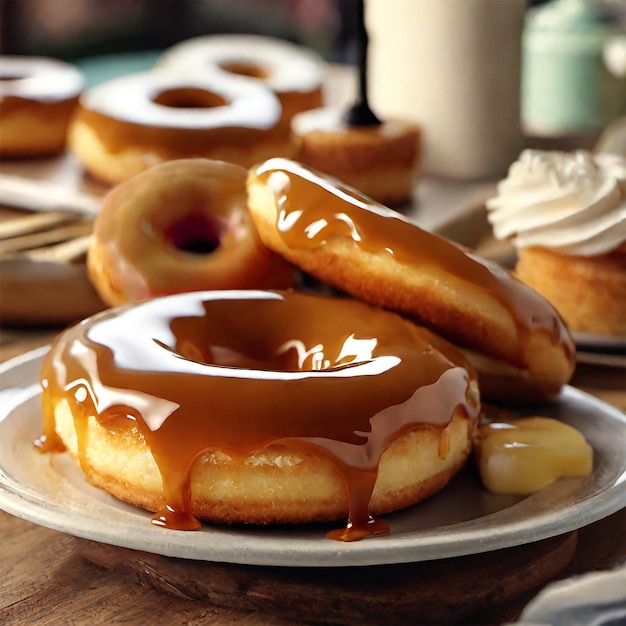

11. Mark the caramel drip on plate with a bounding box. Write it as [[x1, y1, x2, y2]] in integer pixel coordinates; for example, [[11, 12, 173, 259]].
[[39, 290, 479, 541], [253, 159, 576, 369]]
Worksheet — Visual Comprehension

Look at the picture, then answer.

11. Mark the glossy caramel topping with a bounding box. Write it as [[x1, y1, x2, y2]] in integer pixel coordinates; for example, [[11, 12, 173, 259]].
[[474, 416, 593, 494], [252, 158, 576, 369], [38, 290, 479, 540]]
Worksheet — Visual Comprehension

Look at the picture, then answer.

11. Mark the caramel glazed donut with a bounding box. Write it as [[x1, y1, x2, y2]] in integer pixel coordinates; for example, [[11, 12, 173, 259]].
[[247, 159, 577, 403], [0, 56, 84, 157], [87, 159, 294, 307], [39, 289, 481, 541], [157, 34, 325, 128], [68, 68, 293, 186]]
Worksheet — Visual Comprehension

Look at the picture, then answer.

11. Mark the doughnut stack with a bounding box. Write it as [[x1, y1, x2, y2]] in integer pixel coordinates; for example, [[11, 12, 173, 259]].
[[41, 152, 577, 541], [1, 34, 421, 205], [68, 36, 326, 185], [156, 34, 421, 205]]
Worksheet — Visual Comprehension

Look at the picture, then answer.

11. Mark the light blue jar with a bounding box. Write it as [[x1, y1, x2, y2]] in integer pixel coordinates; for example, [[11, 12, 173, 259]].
[[522, 0, 626, 135]]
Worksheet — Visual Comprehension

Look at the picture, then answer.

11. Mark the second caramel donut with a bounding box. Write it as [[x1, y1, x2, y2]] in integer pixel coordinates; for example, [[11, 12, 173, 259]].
[[87, 159, 293, 306], [247, 158, 576, 402]]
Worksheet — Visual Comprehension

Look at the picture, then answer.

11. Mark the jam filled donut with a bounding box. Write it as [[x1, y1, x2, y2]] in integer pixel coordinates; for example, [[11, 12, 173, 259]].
[[157, 34, 325, 129], [247, 158, 576, 402], [39, 289, 480, 540], [0, 56, 84, 157], [87, 159, 294, 307], [69, 70, 293, 185]]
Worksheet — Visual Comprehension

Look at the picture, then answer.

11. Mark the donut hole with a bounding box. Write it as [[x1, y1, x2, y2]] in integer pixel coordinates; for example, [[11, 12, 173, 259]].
[[170, 316, 287, 370], [153, 88, 228, 109], [218, 61, 269, 80], [175, 335, 345, 372], [170, 307, 377, 374], [165, 214, 221, 255]]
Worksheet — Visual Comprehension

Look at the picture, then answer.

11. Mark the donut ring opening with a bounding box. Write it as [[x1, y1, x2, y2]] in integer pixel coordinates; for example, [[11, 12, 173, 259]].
[[164, 213, 222, 255], [152, 87, 229, 110], [219, 61, 269, 80]]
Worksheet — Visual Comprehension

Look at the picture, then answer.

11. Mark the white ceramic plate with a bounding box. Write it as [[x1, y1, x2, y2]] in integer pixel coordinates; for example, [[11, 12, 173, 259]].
[[1, 347, 625, 568]]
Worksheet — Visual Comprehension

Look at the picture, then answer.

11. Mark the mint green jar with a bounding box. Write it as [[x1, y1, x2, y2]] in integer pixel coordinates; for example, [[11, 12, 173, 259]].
[[522, 0, 626, 135]]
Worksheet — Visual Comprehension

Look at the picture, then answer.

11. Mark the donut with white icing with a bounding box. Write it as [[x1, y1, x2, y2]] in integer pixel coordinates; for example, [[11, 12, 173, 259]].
[[158, 35, 325, 128], [0, 56, 84, 157], [69, 70, 294, 185]]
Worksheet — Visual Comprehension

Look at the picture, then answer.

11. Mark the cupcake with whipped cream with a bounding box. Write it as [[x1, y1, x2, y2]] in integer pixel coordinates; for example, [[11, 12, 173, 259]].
[[486, 149, 625, 337]]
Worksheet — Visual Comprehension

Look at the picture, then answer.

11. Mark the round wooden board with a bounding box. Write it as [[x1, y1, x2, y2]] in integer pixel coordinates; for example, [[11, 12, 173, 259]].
[[77, 531, 578, 625]]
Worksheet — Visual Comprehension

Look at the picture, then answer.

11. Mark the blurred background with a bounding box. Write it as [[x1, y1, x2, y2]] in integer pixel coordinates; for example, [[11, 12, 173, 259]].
[[0, 0, 361, 85], [0, 0, 622, 81], [0, 0, 624, 144]]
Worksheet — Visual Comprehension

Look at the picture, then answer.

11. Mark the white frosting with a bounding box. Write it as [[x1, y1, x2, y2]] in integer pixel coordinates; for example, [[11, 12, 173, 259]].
[[291, 106, 346, 134], [157, 35, 324, 95], [0, 56, 84, 103], [486, 150, 626, 256], [79, 70, 281, 130]]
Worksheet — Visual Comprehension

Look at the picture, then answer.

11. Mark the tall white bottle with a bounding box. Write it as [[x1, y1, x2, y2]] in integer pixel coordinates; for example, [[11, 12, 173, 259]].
[[367, 0, 526, 180]]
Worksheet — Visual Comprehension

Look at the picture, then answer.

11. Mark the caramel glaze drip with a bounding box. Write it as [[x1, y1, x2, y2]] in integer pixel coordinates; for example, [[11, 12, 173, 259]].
[[38, 290, 479, 541], [253, 159, 576, 371]]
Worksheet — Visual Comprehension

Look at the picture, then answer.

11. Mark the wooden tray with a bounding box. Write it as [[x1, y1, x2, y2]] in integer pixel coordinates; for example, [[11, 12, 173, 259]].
[[77, 531, 578, 625]]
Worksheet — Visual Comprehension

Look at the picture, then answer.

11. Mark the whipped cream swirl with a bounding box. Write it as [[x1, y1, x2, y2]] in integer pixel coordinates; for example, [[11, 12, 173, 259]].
[[486, 150, 626, 256]]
